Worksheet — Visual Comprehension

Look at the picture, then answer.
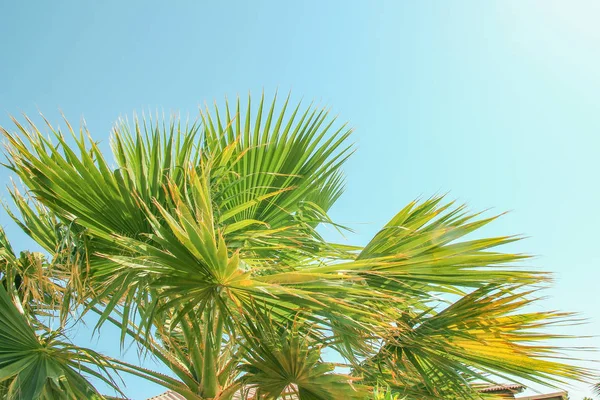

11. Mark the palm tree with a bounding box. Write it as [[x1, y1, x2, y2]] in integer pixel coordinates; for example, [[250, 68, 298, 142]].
[[0, 94, 593, 399]]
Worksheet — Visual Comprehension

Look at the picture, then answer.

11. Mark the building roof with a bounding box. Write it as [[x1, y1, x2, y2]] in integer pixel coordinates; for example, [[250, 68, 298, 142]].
[[151, 385, 568, 400], [516, 392, 568, 400], [480, 383, 525, 393], [149, 389, 255, 400], [147, 391, 185, 400]]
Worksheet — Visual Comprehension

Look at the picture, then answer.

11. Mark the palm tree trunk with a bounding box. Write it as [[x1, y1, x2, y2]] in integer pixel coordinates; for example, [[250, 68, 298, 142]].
[[200, 307, 223, 398]]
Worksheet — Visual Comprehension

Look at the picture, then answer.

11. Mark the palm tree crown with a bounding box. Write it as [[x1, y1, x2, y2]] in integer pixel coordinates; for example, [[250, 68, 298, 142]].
[[0, 94, 593, 399]]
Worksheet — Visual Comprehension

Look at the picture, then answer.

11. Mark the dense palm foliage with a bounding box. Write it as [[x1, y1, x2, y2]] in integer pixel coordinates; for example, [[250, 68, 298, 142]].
[[0, 94, 593, 399]]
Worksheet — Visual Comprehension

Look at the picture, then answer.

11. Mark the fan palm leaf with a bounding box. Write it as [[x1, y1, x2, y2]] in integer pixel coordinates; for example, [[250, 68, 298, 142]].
[[0, 283, 122, 399]]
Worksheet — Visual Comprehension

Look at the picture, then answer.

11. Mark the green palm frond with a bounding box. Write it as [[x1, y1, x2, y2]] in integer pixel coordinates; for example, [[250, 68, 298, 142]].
[[0, 284, 122, 400], [3, 184, 61, 255], [0, 227, 65, 318], [238, 312, 368, 400], [354, 196, 542, 294], [357, 284, 591, 398]]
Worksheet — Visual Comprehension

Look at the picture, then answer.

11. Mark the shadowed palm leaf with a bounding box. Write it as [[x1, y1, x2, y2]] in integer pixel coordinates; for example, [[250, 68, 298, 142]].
[[0, 283, 122, 399]]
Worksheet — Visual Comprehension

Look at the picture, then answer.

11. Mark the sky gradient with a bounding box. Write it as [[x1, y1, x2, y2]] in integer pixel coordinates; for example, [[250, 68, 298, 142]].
[[1, 1, 599, 398]]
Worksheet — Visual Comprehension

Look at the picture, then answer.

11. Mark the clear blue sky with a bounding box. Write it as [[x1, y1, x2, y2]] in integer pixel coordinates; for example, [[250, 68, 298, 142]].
[[1, 1, 599, 399]]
